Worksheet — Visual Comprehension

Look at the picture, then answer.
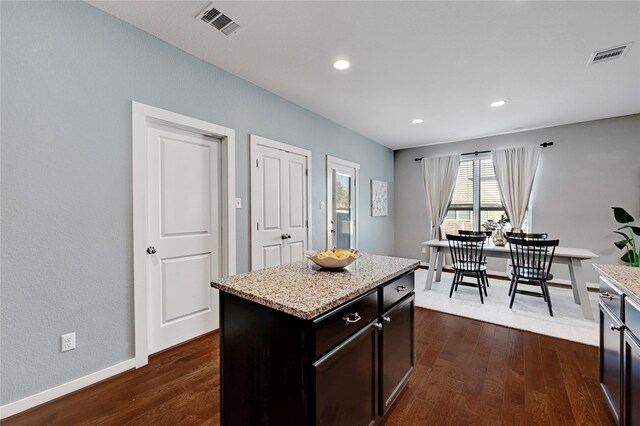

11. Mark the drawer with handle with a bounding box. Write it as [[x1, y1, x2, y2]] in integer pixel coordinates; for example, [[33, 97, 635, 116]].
[[313, 289, 378, 358], [599, 277, 624, 319], [381, 271, 415, 312]]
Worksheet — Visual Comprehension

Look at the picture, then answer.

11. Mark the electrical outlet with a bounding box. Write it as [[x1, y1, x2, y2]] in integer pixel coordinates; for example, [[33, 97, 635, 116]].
[[61, 332, 76, 352], [320, 201, 325, 209], [421, 248, 427, 254], [235, 198, 242, 209]]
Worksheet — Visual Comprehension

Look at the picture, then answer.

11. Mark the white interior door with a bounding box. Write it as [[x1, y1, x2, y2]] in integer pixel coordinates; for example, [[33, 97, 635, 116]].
[[251, 136, 310, 271], [147, 122, 221, 354], [326, 156, 360, 249]]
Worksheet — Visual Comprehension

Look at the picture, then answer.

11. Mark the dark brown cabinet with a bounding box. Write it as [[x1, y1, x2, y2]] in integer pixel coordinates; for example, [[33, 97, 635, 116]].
[[598, 276, 640, 426], [623, 331, 640, 426], [600, 304, 623, 423], [380, 294, 415, 414], [314, 323, 378, 426], [219, 270, 415, 426]]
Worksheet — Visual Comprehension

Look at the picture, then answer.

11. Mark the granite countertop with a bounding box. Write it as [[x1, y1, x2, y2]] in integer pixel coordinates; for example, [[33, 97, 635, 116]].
[[211, 254, 420, 320], [593, 264, 640, 304]]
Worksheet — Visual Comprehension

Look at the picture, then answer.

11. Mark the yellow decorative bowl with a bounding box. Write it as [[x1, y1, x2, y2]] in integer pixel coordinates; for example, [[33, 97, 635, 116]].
[[306, 249, 361, 269]]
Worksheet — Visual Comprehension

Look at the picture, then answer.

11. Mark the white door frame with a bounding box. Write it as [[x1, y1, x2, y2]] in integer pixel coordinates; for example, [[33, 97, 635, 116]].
[[326, 155, 360, 249], [249, 134, 312, 271], [132, 101, 236, 367]]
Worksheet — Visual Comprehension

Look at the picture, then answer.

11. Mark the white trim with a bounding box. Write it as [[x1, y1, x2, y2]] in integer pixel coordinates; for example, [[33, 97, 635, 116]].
[[249, 134, 312, 271], [132, 101, 235, 368], [326, 156, 360, 249], [0, 359, 135, 419]]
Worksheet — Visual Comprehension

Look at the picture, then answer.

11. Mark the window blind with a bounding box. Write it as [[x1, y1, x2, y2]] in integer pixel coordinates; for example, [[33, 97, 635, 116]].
[[449, 160, 473, 210], [480, 158, 502, 210]]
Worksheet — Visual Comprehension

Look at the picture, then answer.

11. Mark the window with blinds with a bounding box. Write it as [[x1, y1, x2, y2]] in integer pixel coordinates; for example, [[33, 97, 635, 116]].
[[442, 157, 528, 237]]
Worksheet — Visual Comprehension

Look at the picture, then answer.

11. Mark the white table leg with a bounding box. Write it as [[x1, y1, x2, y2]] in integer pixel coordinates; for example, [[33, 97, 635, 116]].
[[567, 261, 581, 304], [424, 247, 438, 290], [568, 258, 594, 321], [435, 249, 444, 282]]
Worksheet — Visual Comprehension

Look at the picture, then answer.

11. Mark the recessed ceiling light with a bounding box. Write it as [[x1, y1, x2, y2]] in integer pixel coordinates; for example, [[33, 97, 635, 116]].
[[412, 119, 424, 124], [333, 59, 350, 70], [490, 100, 506, 107]]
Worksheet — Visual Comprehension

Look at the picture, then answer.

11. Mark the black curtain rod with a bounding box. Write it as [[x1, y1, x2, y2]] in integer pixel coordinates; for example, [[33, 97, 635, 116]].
[[413, 142, 554, 162]]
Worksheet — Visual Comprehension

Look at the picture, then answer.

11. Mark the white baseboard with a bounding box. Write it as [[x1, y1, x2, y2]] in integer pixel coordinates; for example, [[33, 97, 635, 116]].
[[0, 358, 136, 420]]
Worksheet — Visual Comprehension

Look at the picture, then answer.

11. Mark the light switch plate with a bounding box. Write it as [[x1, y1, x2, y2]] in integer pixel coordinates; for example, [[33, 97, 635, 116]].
[[235, 198, 242, 209]]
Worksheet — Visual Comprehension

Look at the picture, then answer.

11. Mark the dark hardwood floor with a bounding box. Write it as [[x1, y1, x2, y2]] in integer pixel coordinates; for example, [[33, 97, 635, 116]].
[[4, 308, 614, 426]]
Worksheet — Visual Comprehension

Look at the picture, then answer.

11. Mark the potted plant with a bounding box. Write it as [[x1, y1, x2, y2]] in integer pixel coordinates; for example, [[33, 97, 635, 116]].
[[483, 214, 510, 246], [612, 207, 640, 267]]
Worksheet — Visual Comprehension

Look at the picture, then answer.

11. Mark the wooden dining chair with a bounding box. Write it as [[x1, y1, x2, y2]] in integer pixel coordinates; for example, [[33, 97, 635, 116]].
[[506, 236, 559, 316], [505, 231, 548, 295], [459, 230, 492, 239], [505, 231, 548, 239], [458, 230, 492, 286], [446, 234, 488, 303]]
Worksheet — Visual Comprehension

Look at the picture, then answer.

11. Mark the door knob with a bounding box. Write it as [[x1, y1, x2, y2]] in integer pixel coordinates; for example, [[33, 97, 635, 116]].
[[287, 234, 292, 239], [383, 316, 391, 323], [281, 234, 287, 240], [147, 246, 157, 255]]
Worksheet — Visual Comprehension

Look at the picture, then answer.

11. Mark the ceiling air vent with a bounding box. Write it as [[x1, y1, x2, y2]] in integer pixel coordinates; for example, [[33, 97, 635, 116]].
[[197, 3, 242, 37], [588, 42, 633, 66]]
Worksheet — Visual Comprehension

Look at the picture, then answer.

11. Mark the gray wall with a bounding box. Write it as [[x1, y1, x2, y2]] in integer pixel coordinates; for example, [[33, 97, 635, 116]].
[[395, 114, 640, 283], [0, 1, 394, 404]]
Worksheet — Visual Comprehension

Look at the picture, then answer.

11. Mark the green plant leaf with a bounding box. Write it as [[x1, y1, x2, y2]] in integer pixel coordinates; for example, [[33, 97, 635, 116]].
[[614, 231, 631, 241], [631, 226, 640, 236], [615, 239, 631, 249], [613, 207, 634, 224], [621, 251, 633, 263]]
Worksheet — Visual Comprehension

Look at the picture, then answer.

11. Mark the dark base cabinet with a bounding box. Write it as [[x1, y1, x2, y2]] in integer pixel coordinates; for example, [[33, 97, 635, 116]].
[[314, 324, 378, 426], [600, 304, 623, 423], [598, 275, 640, 426], [220, 270, 415, 426], [624, 332, 640, 426], [381, 295, 415, 414]]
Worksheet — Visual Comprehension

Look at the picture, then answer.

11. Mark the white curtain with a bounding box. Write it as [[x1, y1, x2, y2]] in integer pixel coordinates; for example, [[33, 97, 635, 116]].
[[492, 146, 541, 231], [421, 155, 460, 240]]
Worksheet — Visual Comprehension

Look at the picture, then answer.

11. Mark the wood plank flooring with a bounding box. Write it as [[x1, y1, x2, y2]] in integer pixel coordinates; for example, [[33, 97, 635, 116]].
[[4, 308, 614, 426]]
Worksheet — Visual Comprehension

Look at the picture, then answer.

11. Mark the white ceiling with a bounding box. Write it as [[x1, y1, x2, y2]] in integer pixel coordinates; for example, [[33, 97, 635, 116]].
[[89, 1, 640, 149]]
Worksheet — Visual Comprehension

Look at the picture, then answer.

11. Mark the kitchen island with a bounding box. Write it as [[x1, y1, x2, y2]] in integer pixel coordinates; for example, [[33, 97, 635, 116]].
[[211, 254, 419, 426]]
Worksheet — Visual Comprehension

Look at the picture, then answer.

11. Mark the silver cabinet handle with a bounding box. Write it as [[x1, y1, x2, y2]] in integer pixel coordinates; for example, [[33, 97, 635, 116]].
[[147, 246, 156, 255], [383, 316, 391, 323], [600, 292, 614, 301], [396, 285, 408, 292], [373, 323, 383, 330], [342, 312, 361, 325], [611, 324, 625, 332]]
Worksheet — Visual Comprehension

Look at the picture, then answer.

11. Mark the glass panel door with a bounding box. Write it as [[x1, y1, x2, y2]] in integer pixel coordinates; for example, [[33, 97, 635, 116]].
[[333, 170, 354, 249]]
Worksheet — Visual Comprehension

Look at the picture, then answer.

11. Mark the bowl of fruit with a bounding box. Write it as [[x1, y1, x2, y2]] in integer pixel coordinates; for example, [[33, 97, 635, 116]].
[[306, 248, 361, 269]]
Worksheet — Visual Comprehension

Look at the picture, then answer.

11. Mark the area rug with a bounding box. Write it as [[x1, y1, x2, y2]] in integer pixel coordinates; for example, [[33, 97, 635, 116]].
[[412, 269, 599, 346]]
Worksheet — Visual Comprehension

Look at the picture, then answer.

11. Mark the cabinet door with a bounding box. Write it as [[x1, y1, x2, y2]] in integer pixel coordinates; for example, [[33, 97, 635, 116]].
[[381, 294, 415, 415], [624, 331, 640, 426], [313, 322, 378, 426], [600, 304, 623, 424]]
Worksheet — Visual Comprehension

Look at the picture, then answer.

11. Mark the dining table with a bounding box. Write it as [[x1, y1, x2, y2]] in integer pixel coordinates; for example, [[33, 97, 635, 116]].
[[421, 239, 599, 320]]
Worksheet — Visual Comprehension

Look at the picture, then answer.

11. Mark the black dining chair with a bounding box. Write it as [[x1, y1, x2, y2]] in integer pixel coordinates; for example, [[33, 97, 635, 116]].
[[446, 234, 489, 303], [505, 232, 549, 295], [506, 236, 559, 316], [505, 231, 548, 240], [458, 230, 492, 286]]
